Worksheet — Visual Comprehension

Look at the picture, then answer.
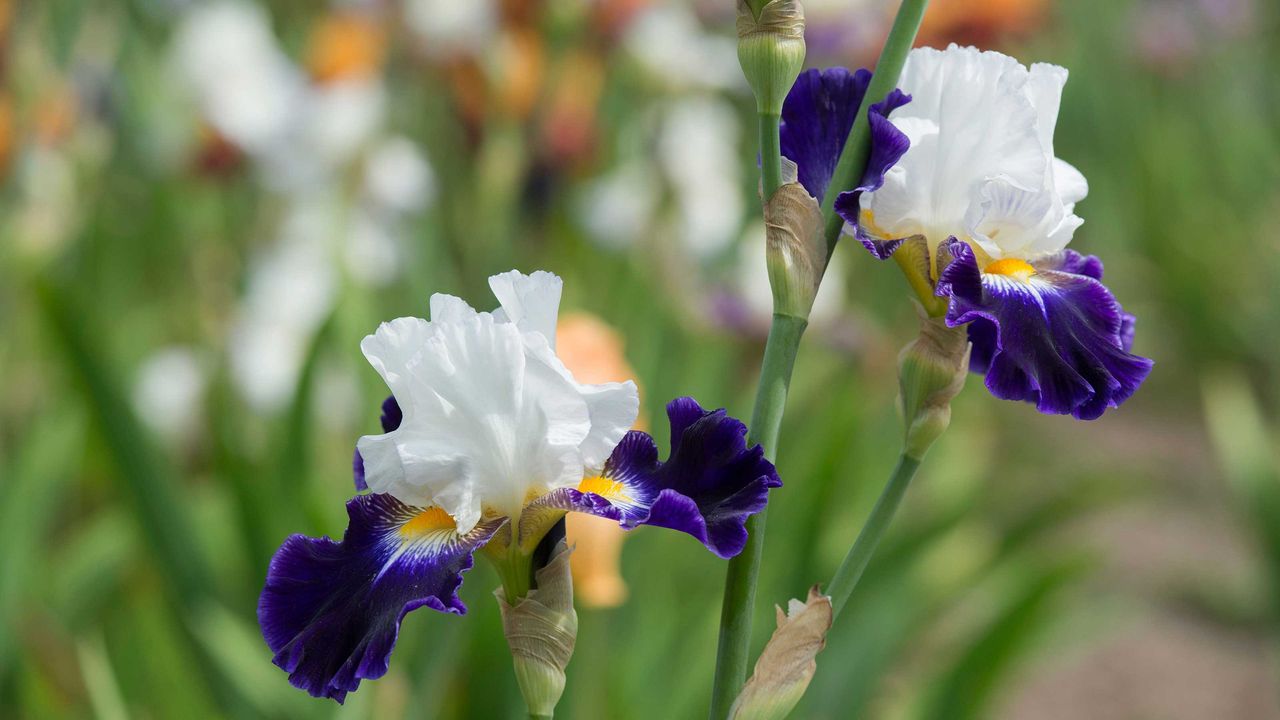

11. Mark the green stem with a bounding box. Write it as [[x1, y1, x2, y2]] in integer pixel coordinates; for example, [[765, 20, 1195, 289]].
[[759, 113, 783, 199], [820, 0, 930, 254], [707, 4, 929, 713], [529, 714, 553, 720], [708, 313, 807, 719], [827, 454, 922, 617]]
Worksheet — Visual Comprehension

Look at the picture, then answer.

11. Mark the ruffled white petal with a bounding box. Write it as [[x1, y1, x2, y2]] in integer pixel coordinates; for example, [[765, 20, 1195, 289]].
[[359, 317, 436, 404], [1026, 63, 1068, 154], [518, 329, 640, 473], [574, 381, 641, 470], [1053, 159, 1088, 209], [860, 44, 1088, 263], [964, 177, 1082, 260], [489, 270, 563, 349], [358, 270, 640, 531], [428, 293, 479, 324]]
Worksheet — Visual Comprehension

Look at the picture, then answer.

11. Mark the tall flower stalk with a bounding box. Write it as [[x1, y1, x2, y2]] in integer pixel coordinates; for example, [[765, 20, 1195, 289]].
[[709, 1, 930, 717]]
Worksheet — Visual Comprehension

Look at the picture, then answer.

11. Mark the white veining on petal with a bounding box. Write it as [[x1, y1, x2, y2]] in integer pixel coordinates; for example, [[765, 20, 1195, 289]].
[[860, 44, 1088, 265], [357, 271, 640, 531]]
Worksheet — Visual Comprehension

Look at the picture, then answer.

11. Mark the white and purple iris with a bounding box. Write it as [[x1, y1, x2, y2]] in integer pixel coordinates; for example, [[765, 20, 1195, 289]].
[[258, 270, 780, 701], [783, 44, 1152, 419]]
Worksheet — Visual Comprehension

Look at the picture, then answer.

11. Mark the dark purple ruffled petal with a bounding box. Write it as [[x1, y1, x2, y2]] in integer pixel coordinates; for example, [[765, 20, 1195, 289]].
[[523, 398, 780, 558], [936, 239, 1153, 420], [353, 396, 403, 491], [780, 67, 866, 203], [352, 451, 367, 492], [378, 395, 403, 432], [832, 92, 913, 259], [258, 495, 503, 702], [780, 68, 910, 207], [1118, 312, 1137, 353]]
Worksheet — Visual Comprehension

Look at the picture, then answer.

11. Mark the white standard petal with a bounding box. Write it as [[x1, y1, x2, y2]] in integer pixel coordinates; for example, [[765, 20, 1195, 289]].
[[359, 316, 437, 405], [358, 311, 593, 530], [885, 45, 1046, 236], [358, 272, 643, 529], [1053, 158, 1089, 209], [521, 331, 640, 472], [1025, 62, 1068, 156], [489, 270, 564, 348], [863, 44, 1089, 262], [429, 293, 480, 324]]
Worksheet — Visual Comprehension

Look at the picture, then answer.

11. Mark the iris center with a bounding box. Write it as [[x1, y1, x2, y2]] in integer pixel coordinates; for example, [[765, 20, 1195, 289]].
[[579, 476, 629, 502], [399, 506, 456, 538], [984, 258, 1036, 282]]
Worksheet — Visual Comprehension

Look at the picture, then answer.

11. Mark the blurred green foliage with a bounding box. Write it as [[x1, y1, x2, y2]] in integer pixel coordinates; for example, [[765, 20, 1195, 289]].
[[1, 0, 1278, 718]]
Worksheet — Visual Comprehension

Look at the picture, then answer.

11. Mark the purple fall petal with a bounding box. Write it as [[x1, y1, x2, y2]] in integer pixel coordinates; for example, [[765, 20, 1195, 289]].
[[936, 238, 1153, 420], [258, 494, 502, 702], [531, 398, 780, 559]]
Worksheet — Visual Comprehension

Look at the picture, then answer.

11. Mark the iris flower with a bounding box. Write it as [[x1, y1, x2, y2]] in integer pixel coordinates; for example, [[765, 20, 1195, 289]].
[[258, 270, 780, 701], [783, 45, 1152, 419]]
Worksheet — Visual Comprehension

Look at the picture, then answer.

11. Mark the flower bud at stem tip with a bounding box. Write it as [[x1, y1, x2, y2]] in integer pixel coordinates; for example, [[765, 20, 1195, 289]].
[[737, 0, 806, 116]]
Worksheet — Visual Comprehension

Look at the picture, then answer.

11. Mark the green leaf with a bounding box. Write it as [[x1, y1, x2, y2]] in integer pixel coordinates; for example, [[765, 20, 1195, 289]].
[[0, 407, 85, 673], [920, 560, 1088, 720], [36, 279, 215, 604]]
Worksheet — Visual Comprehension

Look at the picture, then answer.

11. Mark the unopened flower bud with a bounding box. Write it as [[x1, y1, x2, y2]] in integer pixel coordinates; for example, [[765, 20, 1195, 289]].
[[764, 159, 826, 320], [496, 541, 578, 719], [729, 586, 832, 720], [737, 0, 806, 116], [898, 308, 970, 459]]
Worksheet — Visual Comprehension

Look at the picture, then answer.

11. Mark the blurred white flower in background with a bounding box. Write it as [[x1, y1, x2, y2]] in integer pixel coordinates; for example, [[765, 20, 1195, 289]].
[[172, 2, 302, 158], [362, 135, 436, 213], [624, 4, 741, 91], [659, 96, 743, 259], [173, 2, 386, 191], [229, 198, 339, 412], [172, 3, 437, 413], [132, 347, 209, 442], [14, 146, 78, 258], [343, 208, 401, 287], [405, 0, 498, 58], [575, 161, 661, 251]]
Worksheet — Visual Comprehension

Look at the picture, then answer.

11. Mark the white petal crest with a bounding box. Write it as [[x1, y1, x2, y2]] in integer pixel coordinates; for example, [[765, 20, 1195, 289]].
[[489, 270, 564, 348], [358, 270, 640, 529], [861, 44, 1088, 262]]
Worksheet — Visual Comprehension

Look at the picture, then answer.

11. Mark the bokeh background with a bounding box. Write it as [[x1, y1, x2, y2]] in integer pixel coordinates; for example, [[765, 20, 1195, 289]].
[[2, 0, 1279, 717]]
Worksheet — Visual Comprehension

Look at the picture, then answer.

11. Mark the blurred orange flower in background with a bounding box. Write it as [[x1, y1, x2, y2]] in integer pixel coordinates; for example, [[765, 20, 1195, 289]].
[[306, 12, 386, 85], [0, 94, 12, 180], [540, 50, 605, 168], [918, 0, 1048, 47], [33, 85, 77, 147], [558, 312, 646, 608]]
